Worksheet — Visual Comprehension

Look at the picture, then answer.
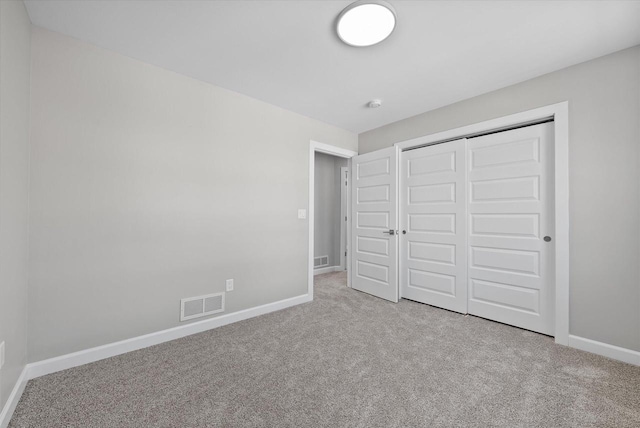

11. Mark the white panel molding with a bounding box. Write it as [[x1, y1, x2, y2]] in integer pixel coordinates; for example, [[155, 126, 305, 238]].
[[309, 141, 357, 296], [0, 366, 29, 428], [395, 102, 570, 346], [313, 266, 343, 276], [568, 335, 640, 366], [26, 293, 311, 380]]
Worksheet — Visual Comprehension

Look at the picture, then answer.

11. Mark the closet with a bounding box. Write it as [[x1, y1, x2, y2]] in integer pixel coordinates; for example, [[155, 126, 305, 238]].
[[352, 122, 555, 335]]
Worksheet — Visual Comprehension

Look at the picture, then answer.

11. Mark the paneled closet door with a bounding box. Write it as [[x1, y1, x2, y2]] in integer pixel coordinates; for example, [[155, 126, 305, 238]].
[[399, 139, 468, 314], [467, 123, 554, 335]]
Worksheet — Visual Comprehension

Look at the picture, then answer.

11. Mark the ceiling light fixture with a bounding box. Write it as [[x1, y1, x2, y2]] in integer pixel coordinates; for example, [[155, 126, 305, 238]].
[[336, 1, 397, 47]]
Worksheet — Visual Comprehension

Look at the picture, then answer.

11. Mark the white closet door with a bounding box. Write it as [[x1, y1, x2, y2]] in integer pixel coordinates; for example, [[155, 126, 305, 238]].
[[351, 147, 399, 302], [467, 123, 554, 335], [400, 139, 468, 313]]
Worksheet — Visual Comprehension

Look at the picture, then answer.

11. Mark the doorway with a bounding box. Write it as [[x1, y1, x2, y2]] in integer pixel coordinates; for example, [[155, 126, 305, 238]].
[[313, 152, 348, 275], [308, 141, 357, 297]]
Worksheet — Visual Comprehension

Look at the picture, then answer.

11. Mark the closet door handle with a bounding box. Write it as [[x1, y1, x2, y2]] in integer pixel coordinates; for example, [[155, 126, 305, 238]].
[[382, 230, 396, 235]]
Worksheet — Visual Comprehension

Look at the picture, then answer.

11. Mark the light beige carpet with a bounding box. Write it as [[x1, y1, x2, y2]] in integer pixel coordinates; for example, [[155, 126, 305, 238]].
[[9, 271, 640, 427]]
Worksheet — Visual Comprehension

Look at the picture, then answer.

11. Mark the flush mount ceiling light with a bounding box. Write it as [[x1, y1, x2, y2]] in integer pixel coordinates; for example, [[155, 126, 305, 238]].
[[336, 1, 397, 47]]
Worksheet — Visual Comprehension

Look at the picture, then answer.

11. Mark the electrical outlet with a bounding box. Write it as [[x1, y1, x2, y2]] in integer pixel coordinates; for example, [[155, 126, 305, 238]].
[[226, 279, 234, 292], [297, 209, 306, 219], [0, 341, 5, 369]]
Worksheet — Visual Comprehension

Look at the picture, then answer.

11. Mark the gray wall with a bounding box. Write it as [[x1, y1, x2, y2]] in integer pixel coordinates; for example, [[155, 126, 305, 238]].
[[333, 157, 347, 267], [0, 0, 31, 410], [359, 46, 640, 352], [314, 153, 347, 268], [28, 28, 357, 362]]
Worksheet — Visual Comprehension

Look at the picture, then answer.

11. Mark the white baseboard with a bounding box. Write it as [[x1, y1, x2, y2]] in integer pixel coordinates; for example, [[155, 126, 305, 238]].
[[0, 366, 28, 428], [568, 335, 640, 366], [1, 293, 311, 426], [6, 296, 636, 427], [313, 266, 343, 275], [27, 293, 312, 380]]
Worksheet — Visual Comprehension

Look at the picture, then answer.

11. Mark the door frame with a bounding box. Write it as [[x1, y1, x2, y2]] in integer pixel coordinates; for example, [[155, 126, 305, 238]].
[[308, 141, 358, 298], [394, 102, 570, 346], [339, 166, 349, 271]]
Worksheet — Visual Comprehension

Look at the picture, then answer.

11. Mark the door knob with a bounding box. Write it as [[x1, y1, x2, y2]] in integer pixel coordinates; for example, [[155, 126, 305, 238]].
[[402, 230, 406, 234], [383, 230, 396, 235], [544, 236, 552, 242]]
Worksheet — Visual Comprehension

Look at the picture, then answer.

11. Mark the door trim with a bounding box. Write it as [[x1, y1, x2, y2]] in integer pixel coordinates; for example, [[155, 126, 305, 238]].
[[394, 102, 570, 346], [339, 166, 349, 271], [309, 141, 358, 298]]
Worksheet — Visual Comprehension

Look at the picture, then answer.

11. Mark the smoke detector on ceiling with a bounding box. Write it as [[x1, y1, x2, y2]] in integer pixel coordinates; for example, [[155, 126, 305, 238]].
[[368, 99, 383, 108]]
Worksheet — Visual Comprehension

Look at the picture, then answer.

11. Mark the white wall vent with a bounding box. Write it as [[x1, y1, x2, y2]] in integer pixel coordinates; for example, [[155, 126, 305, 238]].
[[180, 292, 225, 321], [314, 255, 329, 269]]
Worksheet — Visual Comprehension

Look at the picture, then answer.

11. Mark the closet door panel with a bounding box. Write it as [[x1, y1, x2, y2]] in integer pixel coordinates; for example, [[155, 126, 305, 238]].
[[467, 123, 554, 335], [399, 139, 468, 313]]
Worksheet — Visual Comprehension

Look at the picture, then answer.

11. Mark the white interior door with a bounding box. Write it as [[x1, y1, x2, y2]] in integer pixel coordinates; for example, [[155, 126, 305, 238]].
[[399, 139, 468, 313], [467, 122, 554, 335], [351, 147, 398, 302]]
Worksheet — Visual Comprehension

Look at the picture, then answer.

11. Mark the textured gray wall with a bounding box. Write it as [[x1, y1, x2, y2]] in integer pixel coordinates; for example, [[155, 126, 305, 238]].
[[28, 28, 357, 362], [314, 153, 347, 268], [360, 46, 640, 352], [0, 0, 31, 410]]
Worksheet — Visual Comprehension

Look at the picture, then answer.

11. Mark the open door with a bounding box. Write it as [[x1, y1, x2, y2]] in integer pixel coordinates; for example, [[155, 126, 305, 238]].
[[351, 147, 398, 302]]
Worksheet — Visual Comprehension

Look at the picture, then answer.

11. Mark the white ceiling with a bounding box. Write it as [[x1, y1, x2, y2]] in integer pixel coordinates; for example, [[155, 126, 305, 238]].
[[24, 1, 640, 133]]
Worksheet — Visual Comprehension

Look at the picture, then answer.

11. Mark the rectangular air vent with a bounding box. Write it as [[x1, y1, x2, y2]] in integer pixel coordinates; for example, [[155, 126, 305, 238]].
[[180, 292, 225, 321], [314, 255, 329, 269]]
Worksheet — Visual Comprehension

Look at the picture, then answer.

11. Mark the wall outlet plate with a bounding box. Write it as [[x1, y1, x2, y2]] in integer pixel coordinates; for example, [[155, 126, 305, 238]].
[[0, 341, 5, 369], [297, 209, 306, 219], [226, 279, 234, 292]]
